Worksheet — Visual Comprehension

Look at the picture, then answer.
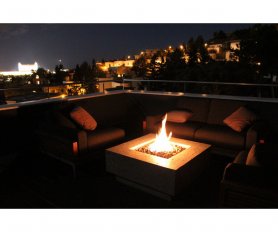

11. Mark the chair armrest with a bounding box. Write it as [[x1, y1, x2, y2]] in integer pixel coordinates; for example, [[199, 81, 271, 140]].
[[220, 162, 278, 207], [246, 121, 266, 149], [223, 162, 278, 190], [146, 114, 163, 133], [36, 126, 88, 157], [223, 163, 263, 186]]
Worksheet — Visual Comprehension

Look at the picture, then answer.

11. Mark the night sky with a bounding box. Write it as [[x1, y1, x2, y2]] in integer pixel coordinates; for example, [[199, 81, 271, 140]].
[[0, 24, 253, 71]]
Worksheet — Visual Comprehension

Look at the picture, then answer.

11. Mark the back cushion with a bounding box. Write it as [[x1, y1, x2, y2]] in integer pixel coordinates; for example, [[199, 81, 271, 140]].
[[207, 99, 246, 125], [176, 97, 210, 123], [70, 106, 97, 131], [74, 94, 128, 127]]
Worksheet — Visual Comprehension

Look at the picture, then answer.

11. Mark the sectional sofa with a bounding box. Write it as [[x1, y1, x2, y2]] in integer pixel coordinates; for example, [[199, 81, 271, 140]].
[[36, 93, 271, 162], [146, 96, 267, 157]]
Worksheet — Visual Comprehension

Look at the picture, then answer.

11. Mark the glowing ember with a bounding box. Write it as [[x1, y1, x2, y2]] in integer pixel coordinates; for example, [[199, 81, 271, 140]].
[[148, 114, 174, 153], [136, 143, 186, 159]]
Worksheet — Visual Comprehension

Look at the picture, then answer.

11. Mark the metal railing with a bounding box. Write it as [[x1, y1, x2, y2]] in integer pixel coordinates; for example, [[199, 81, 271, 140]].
[[0, 79, 124, 103], [122, 79, 278, 98], [1, 78, 278, 110]]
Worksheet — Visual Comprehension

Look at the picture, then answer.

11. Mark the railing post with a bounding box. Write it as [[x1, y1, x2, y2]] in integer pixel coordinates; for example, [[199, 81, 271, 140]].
[[184, 82, 186, 93], [271, 86, 275, 98]]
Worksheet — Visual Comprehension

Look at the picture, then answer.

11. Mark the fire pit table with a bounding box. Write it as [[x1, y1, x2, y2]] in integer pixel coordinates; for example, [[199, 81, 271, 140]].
[[105, 133, 211, 200]]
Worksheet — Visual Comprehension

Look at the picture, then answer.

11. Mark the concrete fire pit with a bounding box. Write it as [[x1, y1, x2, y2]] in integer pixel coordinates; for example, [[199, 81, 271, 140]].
[[105, 133, 211, 200]]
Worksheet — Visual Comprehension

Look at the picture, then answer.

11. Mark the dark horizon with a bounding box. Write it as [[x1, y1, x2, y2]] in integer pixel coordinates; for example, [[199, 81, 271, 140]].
[[0, 24, 253, 71]]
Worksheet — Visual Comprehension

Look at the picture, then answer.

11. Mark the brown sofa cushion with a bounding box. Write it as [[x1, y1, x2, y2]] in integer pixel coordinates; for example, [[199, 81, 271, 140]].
[[167, 121, 205, 140], [223, 106, 257, 132], [246, 144, 260, 166], [87, 127, 125, 150], [70, 106, 97, 130], [194, 124, 245, 149], [167, 110, 193, 123]]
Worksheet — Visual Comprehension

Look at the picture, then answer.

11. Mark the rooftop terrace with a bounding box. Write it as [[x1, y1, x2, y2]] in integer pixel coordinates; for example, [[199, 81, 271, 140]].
[[1, 82, 278, 208]]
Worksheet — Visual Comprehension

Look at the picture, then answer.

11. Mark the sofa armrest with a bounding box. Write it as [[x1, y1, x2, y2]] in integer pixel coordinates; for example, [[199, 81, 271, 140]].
[[246, 121, 266, 149], [146, 114, 163, 133]]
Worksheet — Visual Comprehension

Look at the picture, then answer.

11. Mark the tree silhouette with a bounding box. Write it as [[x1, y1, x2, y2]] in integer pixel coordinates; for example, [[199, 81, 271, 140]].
[[131, 55, 148, 78], [73, 64, 82, 82], [79, 61, 99, 93], [212, 30, 227, 41], [147, 50, 165, 79], [53, 64, 67, 84], [160, 48, 186, 80], [195, 36, 210, 64], [187, 37, 198, 65], [235, 24, 278, 77]]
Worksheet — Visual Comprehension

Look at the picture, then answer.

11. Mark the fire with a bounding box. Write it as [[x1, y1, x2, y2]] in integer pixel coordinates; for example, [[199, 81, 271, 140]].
[[148, 114, 174, 153]]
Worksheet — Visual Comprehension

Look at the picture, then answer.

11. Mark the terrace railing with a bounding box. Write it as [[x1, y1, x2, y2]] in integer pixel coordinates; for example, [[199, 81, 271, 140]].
[[1, 78, 278, 109], [123, 79, 278, 99]]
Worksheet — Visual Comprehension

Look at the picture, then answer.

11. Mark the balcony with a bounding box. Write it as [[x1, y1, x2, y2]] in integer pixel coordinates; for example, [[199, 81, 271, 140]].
[[1, 81, 278, 208]]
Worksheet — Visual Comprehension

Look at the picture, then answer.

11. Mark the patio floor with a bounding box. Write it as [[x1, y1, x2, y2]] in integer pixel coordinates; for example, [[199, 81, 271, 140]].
[[0, 151, 232, 208]]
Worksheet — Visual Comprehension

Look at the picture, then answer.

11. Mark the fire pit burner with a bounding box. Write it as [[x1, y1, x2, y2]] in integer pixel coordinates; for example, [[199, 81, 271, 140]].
[[135, 142, 187, 159]]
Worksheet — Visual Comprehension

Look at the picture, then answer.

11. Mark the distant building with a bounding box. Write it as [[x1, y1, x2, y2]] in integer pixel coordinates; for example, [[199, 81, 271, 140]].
[[18, 62, 38, 72], [207, 39, 240, 62], [97, 59, 135, 73], [95, 39, 242, 79], [97, 59, 135, 77], [134, 48, 159, 59], [0, 62, 39, 76]]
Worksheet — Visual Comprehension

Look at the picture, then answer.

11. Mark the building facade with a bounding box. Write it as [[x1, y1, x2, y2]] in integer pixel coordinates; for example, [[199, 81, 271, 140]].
[[0, 62, 39, 76]]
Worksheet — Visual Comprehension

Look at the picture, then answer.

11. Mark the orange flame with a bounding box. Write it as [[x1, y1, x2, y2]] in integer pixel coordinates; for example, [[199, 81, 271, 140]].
[[148, 114, 174, 153]]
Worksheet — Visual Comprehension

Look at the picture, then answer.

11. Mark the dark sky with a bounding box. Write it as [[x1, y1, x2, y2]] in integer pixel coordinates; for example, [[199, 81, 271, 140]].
[[0, 24, 253, 71]]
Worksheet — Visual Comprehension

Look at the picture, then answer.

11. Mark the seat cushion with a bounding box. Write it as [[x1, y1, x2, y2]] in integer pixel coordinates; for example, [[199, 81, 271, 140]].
[[87, 127, 125, 150], [165, 121, 205, 140], [194, 124, 245, 149]]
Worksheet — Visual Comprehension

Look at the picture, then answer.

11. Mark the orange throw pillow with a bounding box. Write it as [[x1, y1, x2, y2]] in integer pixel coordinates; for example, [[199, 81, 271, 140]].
[[246, 144, 260, 166], [223, 106, 257, 132], [167, 110, 193, 123], [70, 106, 97, 130]]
